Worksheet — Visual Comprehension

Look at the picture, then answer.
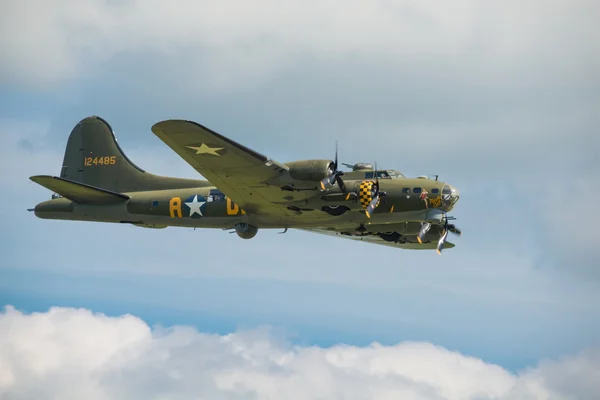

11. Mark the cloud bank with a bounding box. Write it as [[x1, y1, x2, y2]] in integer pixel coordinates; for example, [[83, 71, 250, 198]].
[[2, 0, 597, 90], [1, 306, 598, 400]]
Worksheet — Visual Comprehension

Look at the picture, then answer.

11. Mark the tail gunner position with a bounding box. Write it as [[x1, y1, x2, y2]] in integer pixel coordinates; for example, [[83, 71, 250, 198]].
[[30, 116, 462, 253]]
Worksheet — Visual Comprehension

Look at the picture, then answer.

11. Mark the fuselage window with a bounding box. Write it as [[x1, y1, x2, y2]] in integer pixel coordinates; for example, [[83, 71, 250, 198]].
[[365, 172, 374, 179], [413, 187, 422, 194], [431, 188, 439, 194], [207, 189, 226, 202]]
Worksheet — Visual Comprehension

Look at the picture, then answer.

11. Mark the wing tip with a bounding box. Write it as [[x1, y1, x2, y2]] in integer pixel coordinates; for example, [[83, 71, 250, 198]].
[[29, 175, 58, 184]]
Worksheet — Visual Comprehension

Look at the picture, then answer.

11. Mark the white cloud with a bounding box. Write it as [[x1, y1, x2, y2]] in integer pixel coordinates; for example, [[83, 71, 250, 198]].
[[0, 305, 598, 400], [2, 0, 598, 166], [1, 0, 597, 90]]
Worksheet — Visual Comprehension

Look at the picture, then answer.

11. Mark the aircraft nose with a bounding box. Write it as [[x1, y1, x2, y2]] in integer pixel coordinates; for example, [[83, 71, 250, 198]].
[[441, 184, 460, 211], [450, 185, 460, 202], [448, 185, 460, 210]]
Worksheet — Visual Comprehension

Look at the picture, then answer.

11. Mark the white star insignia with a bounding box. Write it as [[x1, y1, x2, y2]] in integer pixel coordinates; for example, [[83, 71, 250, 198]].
[[185, 195, 206, 217], [186, 143, 224, 156]]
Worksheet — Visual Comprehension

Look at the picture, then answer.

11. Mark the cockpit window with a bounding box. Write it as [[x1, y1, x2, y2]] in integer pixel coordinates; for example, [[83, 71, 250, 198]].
[[388, 170, 405, 179], [365, 171, 391, 179]]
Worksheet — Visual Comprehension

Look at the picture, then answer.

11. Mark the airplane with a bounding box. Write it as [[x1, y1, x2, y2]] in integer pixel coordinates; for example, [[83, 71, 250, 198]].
[[29, 116, 462, 253]]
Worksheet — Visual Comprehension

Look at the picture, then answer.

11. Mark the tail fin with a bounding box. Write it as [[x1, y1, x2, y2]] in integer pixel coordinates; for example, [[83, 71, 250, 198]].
[[58, 116, 205, 192], [60, 116, 151, 192]]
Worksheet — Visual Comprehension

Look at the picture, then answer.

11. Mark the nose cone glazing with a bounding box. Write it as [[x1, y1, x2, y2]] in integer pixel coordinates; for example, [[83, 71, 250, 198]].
[[441, 184, 460, 212]]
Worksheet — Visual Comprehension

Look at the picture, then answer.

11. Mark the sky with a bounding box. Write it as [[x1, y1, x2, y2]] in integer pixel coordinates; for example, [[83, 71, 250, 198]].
[[1, 0, 599, 399]]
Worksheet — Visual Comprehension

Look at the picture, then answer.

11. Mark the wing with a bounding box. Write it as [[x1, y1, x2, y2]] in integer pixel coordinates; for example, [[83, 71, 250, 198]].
[[151, 120, 295, 215], [300, 228, 455, 251]]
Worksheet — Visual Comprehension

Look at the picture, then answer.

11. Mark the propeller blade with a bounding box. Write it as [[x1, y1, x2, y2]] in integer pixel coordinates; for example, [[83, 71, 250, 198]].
[[320, 169, 344, 191], [334, 140, 338, 169], [417, 222, 431, 244], [365, 194, 380, 218], [320, 143, 338, 191], [319, 177, 329, 191], [335, 174, 346, 192], [447, 224, 462, 236], [436, 228, 449, 254], [319, 161, 336, 190], [319, 142, 348, 193]]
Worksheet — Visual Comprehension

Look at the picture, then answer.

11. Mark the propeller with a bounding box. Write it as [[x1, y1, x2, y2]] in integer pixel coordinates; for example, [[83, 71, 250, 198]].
[[436, 216, 462, 255], [416, 216, 462, 253], [365, 162, 387, 218], [319, 141, 346, 192]]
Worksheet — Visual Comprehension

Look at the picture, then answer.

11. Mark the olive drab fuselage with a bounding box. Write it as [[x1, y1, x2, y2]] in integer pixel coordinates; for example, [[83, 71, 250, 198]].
[[34, 174, 458, 227], [30, 116, 461, 252]]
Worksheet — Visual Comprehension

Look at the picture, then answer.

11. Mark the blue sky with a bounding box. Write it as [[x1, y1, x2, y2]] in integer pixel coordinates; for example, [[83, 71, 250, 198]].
[[1, 1, 599, 398]]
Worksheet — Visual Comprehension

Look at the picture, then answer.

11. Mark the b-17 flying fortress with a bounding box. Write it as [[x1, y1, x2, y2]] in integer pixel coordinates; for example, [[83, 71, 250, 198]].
[[30, 116, 461, 253]]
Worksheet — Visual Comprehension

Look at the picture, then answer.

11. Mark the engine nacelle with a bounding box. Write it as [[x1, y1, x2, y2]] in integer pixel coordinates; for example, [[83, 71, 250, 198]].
[[285, 159, 334, 182], [235, 223, 258, 239]]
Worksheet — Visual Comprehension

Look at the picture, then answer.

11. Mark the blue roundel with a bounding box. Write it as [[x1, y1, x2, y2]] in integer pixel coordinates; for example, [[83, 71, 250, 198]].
[[183, 194, 207, 218]]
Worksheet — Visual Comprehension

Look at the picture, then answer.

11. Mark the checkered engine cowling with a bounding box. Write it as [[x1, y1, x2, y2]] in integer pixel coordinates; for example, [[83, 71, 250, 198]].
[[359, 180, 380, 209]]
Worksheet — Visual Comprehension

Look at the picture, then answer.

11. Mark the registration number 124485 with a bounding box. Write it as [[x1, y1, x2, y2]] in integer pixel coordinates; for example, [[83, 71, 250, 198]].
[[84, 156, 116, 166]]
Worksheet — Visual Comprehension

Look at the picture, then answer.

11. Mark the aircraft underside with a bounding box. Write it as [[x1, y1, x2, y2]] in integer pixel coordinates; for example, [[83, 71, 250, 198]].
[[34, 194, 458, 250]]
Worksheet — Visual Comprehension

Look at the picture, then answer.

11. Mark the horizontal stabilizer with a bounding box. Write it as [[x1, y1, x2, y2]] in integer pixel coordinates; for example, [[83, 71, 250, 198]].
[[30, 175, 130, 204]]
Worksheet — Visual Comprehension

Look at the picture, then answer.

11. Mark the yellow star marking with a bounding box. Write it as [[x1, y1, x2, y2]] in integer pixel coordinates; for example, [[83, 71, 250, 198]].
[[186, 144, 224, 156]]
